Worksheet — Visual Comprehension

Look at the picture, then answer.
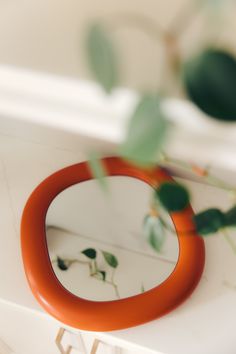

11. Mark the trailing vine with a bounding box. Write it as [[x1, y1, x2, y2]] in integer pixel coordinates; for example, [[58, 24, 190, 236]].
[[54, 248, 121, 299], [54, 247, 153, 299]]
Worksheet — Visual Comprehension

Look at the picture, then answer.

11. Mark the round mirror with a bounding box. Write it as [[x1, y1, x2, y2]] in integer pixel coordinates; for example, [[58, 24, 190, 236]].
[[46, 176, 179, 301]]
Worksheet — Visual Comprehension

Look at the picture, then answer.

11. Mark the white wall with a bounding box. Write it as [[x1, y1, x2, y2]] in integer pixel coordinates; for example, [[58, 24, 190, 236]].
[[0, 0, 235, 89]]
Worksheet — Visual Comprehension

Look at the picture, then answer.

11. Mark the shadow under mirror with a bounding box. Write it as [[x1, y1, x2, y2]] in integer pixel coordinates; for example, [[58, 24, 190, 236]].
[[46, 176, 179, 301]]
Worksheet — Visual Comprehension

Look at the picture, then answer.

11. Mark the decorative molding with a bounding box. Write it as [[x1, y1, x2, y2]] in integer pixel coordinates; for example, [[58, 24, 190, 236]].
[[0, 64, 236, 170]]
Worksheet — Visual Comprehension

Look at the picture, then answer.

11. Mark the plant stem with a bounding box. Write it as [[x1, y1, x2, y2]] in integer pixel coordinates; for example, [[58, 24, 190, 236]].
[[54, 256, 121, 299], [113, 283, 121, 299], [52, 258, 90, 266], [91, 273, 121, 299], [101, 12, 182, 94], [105, 280, 121, 299], [104, 12, 167, 41], [104, 13, 181, 70], [223, 229, 236, 255], [94, 260, 99, 272], [160, 217, 176, 235], [168, 0, 203, 37], [162, 153, 236, 192], [111, 268, 115, 284], [108, 268, 120, 298]]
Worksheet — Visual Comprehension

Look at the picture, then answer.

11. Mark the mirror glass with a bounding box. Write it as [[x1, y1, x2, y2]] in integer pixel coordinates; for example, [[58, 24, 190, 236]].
[[46, 176, 179, 301]]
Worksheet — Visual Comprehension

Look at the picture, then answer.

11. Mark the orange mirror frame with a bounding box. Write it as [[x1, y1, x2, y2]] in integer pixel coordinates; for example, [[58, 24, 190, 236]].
[[21, 157, 205, 331]]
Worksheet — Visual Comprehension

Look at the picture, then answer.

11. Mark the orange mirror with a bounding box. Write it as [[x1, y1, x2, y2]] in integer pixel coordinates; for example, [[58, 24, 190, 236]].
[[21, 157, 205, 331]]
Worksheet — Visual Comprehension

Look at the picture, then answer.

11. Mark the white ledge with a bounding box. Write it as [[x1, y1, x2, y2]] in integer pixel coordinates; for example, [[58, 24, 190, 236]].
[[0, 64, 236, 170]]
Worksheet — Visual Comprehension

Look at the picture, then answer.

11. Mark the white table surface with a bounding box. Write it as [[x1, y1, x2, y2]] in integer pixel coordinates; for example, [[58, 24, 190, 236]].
[[0, 129, 236, 354]]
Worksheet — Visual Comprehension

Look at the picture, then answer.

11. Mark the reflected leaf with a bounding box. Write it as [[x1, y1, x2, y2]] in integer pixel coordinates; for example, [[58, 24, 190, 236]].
[[81, 248, 97, 259], [56, 256, 68, 271], [86, 23, 118, 93], [143, 215, 165, 252], [95, 270, 106, 281], [102, 251, 118, 268], [120, 95, 168, 166]]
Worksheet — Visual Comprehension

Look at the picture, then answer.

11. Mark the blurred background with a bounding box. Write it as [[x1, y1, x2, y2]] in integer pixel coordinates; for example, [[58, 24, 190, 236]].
[[0, 0, 236, 90]]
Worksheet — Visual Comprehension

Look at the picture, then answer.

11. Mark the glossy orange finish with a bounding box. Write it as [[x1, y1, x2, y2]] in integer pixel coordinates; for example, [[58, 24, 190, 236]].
[[21, 157, 205, 331]]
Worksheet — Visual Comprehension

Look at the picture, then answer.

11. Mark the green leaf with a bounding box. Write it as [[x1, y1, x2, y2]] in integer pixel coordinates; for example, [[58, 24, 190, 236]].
[[224, 205, 236, 227], [96, 270, 106, 281], [119, 95, 168, 166], [88, 153, 109, 193], [183, 49, 236, 121], [194, 208, 225, 235], [56, 257, 68, 271], [86, 23, 118, 93], [81, 248, 97, 259], [143, 215, 165, 252], [156, 182, 190, 212], [101, 251, 118, 268]]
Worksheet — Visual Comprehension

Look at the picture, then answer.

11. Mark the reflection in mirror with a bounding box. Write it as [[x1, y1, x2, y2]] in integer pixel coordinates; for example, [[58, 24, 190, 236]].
[[46, 176, 179, 301]]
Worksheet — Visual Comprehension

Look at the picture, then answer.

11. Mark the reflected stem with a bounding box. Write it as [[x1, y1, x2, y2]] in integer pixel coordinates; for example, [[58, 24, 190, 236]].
[[53, 257, 121, 299], [90, 271, 121, 299]]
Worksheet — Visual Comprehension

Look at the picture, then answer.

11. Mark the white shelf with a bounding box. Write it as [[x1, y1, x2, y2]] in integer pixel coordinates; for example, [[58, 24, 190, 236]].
[[1, 65, 236, 354]]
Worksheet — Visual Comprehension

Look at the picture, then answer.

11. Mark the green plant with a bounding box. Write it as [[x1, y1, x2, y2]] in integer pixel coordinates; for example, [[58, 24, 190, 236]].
[[54, 247, 153, 299], [84, 1, 236, 252], [55, 248, 121, 298]]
